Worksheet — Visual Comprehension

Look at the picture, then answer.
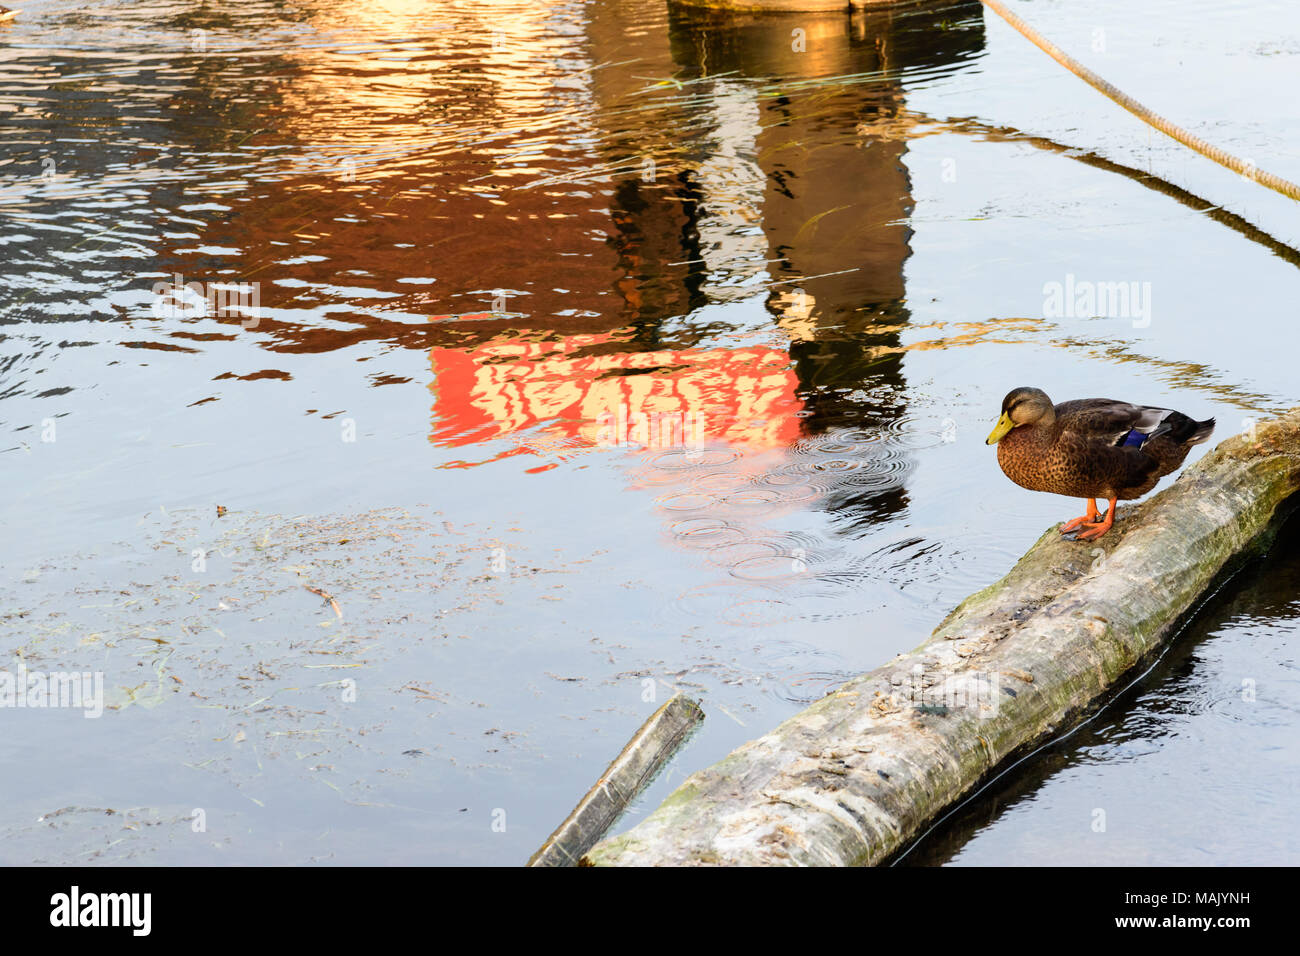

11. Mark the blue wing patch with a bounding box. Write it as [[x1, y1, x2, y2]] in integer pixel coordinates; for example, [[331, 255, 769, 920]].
[[1119, 428, 1147, 448]]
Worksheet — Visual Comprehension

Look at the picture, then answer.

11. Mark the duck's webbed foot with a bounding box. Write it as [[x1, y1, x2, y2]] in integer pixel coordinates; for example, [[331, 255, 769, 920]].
[[1073, 497, 1118, 541], [1060, 498, 1099, 534]]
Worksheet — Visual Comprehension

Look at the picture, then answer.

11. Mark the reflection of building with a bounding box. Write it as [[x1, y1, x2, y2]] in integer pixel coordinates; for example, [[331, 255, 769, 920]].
[[649, 4, 984, 530], [674, 6, 917, 328], [417, 1, 986, 529], [664, 3, 985, 426], [148, 0, 984, 523], [429, 332, 802, 469], [156, 0, 637, 348]]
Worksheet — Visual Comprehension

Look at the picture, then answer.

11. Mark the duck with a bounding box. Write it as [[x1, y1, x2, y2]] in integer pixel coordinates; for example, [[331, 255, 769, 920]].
[[0, 7, 16, 23], [985, 387, 1214, 540]]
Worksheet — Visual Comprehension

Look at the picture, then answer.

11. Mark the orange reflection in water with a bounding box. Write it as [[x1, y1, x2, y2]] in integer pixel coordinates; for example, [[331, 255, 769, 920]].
[[429, 334, 803, 470]]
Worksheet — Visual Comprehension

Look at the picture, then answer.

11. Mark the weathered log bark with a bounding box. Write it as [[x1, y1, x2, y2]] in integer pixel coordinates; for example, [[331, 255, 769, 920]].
[[584, 410, 1300, 866], [527, 695, 704, 866]]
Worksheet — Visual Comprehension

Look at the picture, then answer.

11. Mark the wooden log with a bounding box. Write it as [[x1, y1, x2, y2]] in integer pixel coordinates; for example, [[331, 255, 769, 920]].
[[584, 410, 1300, 865], [527, 695, 704, 867]]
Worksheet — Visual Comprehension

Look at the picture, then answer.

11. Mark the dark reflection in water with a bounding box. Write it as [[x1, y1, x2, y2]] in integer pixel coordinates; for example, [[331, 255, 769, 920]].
[[667, 3, 982, 534], [899, 507, 1300, 866]]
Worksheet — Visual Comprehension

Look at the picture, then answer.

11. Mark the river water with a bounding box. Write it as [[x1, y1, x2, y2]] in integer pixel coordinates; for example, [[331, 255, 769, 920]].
[[1, 0, 1297, 864]]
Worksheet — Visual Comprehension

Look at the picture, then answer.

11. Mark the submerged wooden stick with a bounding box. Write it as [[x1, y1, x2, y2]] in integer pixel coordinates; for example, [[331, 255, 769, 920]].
[[527, 694, 704, 867], [585, 409, 1300, 866]]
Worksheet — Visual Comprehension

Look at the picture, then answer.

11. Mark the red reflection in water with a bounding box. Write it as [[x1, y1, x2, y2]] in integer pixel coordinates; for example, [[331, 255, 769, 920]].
[[429, 332, 802, 470]]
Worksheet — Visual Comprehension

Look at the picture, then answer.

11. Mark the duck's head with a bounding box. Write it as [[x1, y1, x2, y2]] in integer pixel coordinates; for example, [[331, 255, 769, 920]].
[[986, 387, 1053, 444]]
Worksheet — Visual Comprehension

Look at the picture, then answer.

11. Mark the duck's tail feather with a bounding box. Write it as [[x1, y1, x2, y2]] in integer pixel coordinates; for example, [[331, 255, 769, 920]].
[[1186, 417, 1216, 446], [1146, 412, 1214, 447]]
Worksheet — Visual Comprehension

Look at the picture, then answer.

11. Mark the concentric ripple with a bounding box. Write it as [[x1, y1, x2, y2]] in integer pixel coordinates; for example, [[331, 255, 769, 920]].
[[671, 582, 792, 627], [667, 517, 748, 551], [779, 425, 913, 492]]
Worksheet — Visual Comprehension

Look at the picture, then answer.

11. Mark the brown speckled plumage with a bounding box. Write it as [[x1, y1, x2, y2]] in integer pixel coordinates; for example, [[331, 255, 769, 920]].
[[988, 387, 1214, 539]]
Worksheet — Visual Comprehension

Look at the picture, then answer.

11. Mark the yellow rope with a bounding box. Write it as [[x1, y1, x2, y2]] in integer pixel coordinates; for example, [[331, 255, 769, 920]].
[[979, 0, 1300, 202]]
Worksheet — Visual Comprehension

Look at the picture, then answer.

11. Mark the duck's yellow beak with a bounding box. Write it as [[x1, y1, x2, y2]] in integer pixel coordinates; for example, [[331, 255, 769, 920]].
[[985, 412, 1014, 445]]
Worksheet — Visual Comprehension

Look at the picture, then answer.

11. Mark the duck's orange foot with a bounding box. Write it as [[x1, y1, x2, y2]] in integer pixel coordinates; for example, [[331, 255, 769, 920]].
[[1060, 514, 1095, 534], [1060, 498, 1100, 535], [1069, 497, 1117, 541], [1074, 520, 1112, 541]]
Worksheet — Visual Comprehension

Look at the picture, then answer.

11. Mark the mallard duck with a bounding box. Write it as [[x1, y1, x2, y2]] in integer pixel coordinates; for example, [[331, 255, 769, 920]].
[[985, 387, 1214, 540]]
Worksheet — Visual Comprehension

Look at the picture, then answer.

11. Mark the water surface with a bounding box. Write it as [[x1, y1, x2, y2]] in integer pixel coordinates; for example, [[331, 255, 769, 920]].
[[2, 0, 1298, 864]]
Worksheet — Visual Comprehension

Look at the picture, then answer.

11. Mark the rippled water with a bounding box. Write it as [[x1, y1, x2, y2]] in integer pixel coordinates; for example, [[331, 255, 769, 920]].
[[2, 0, 1298, 864]]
